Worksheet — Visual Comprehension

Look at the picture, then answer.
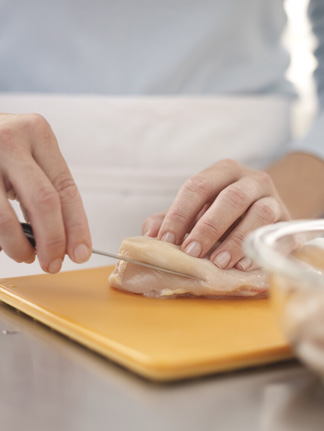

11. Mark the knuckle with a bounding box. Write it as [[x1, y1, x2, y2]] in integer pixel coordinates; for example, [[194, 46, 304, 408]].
[[217, 158, 246, 174], [227, 230, 246, 249], [253, 199, 279, 223], [44, 236, 66, 253], [54, 175, 79, 202], [166, 208, 188, 226], [219, 184, 249, 209], [182, 175, 211, 197], [66, 220, 88, 239], [255, 170, 273, 188], [26, 113, 48, 129], [0, 113, 53, 159], [222, 158, 241, 170], [31, 186, 59, 210], [197, 218, 221, 239], [25, 113, 54, 143]]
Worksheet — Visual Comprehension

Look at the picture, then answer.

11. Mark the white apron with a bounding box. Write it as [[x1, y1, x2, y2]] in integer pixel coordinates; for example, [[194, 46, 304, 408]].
[[0, 94, 291, 276]]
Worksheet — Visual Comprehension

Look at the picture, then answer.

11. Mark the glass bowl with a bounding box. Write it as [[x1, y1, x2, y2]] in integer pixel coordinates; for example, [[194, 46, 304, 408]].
[[245, 219, 324, 379]]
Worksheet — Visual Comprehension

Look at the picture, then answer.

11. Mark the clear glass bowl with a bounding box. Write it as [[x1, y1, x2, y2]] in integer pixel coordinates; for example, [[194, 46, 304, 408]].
[[245, 219, 324, 379]]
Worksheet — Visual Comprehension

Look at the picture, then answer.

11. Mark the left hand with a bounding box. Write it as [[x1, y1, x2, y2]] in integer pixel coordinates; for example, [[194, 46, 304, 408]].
[[142, 159, 291, 270]]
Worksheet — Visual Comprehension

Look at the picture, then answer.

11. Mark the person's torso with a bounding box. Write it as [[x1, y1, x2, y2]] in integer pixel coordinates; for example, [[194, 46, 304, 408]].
[[0, 0, 293, 96]]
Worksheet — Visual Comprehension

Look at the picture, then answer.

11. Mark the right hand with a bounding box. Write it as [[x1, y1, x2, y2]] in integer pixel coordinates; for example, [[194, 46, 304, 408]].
[[0, 113, 92, 273]]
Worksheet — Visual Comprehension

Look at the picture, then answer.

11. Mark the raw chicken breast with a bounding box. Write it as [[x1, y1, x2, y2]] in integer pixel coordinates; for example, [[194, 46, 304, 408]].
[[109, 236, 268, 298]]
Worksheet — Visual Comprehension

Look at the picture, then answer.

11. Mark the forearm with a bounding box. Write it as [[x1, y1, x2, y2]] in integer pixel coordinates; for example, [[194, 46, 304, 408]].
[[266, 152, 324, 219]]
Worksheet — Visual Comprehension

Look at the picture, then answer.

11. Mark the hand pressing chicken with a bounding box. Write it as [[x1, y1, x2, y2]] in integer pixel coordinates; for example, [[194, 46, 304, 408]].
[[142, 154, 324, 272], [143, 159, 291, 271]]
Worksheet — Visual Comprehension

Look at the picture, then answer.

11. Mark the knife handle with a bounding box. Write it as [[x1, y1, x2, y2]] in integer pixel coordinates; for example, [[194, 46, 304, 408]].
[[21, 222, 36, 247]]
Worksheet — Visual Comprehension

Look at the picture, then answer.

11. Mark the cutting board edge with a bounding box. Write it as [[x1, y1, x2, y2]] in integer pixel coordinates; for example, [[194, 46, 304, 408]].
[[0, 286, 293, 382]]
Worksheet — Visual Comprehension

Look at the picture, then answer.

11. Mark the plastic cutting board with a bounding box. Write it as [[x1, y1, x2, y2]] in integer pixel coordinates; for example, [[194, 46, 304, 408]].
[[0, 266, 293, 381]]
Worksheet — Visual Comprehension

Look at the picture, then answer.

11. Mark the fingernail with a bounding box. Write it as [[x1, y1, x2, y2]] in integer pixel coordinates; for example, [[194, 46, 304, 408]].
[[235, 257, 253, 271], [48, 258, 63, 274], [184, 241, 202, 258], [213, 251, 231, 269], [161, 232, 176, 243], [74, 244, 91, 263]]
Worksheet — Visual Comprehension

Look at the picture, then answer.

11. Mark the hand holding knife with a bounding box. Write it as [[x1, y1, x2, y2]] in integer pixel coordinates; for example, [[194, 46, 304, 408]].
[[20, 222, 200, 280]]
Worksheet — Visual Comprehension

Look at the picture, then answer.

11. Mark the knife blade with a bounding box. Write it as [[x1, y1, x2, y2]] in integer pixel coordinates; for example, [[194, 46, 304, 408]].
[[91, 248, 201, 280], [21, 223, 201, 280]]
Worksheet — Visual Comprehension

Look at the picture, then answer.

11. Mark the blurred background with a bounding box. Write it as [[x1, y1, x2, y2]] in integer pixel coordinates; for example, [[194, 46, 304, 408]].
[[284, 0, 317, 139]]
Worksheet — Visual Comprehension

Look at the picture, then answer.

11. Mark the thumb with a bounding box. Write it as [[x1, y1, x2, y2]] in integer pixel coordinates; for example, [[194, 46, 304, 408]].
[[142, 212, 166, 237]]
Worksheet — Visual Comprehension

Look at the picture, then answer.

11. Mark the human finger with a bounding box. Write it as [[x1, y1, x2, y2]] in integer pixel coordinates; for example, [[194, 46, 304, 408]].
[[142, 203, 211, 240], [28, 115, 92, 263], [142, 213, 165, 237], [0, 178, 35, 263], [19, 202, 30, 223], [210, 196, 289, 269], [181, 174, 266, 258], [235, 259, 260, 272], [158, 162, 241, 245], [3, 177, 16, 200], [7, 160, 66, 272]]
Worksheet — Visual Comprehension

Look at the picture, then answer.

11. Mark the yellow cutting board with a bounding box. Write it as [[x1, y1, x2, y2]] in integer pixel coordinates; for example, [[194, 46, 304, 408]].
[[0, 266, 293, 381]]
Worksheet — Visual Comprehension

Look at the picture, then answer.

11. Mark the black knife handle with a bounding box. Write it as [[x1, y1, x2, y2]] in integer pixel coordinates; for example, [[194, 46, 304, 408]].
[[21, 222, 36, 248]]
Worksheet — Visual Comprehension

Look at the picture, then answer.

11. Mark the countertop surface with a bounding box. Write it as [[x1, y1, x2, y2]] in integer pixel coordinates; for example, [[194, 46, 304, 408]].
[[1, 301, 324, 431]]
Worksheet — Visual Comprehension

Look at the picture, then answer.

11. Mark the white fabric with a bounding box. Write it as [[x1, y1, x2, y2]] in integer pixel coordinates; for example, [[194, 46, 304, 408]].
[[0, 94, 291, 277], [1, 1, 324, 161], [0, 0, 292, 97]]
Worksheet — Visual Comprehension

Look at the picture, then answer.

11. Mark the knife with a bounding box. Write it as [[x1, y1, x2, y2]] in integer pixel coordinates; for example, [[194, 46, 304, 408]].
[[21, 223, 201, 280]]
